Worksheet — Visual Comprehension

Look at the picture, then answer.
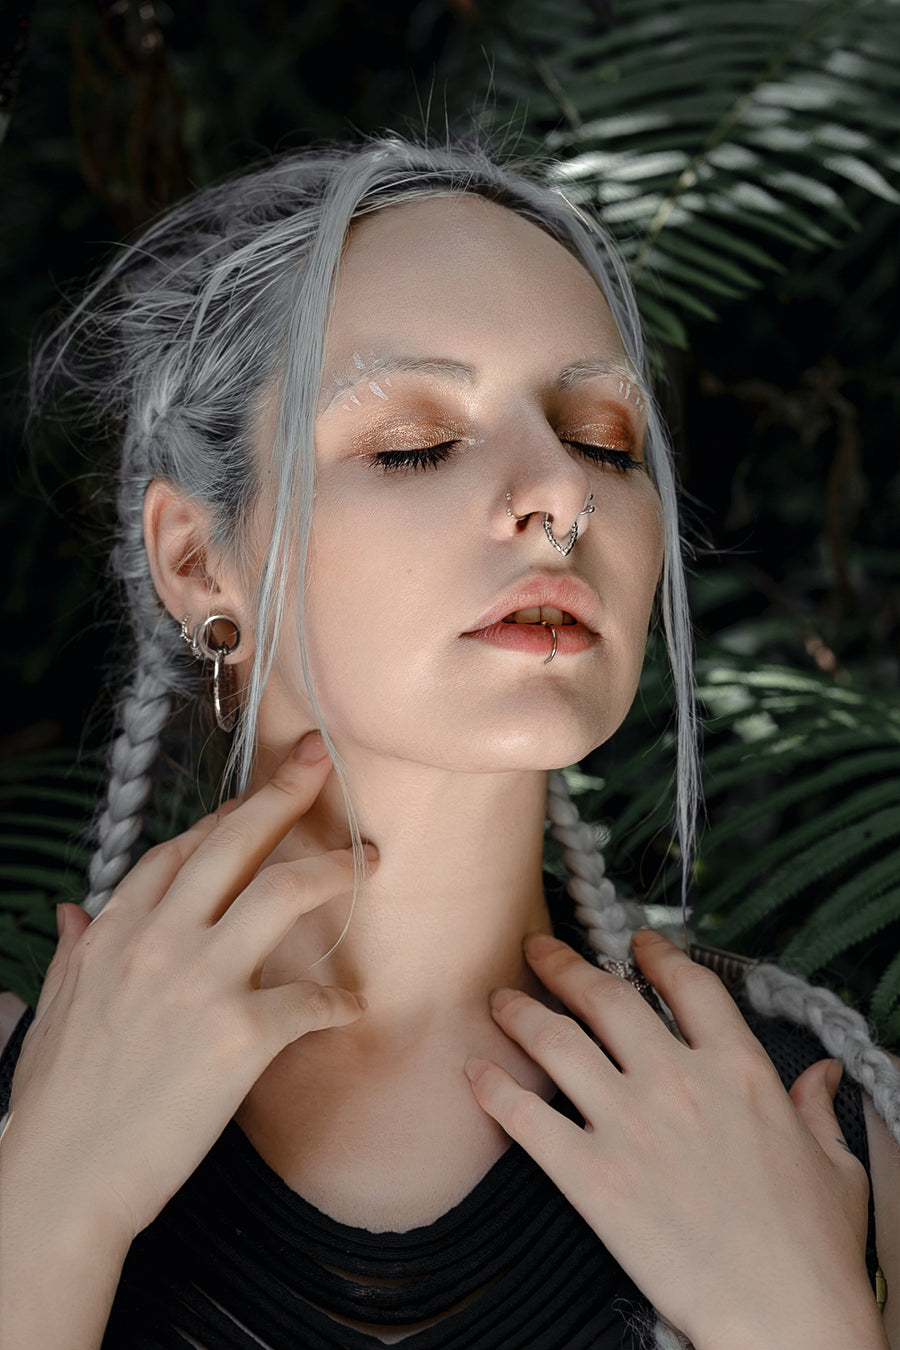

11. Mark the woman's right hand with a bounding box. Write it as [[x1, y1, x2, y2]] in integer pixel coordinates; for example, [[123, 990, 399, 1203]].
[[1, 731, 371, 1250]]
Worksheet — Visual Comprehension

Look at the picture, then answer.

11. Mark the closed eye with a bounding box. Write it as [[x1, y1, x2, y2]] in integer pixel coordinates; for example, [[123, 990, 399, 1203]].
[[566, 441, 644, 473], [368, 442, 459, 473]]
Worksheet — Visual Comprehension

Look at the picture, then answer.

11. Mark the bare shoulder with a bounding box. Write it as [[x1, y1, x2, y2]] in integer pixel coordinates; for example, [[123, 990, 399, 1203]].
[[0, 991, 29, 1056], [863, 1051, 900, 1348]]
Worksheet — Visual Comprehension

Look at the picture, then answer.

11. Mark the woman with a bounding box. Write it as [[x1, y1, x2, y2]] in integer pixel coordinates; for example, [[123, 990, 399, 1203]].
[[0, 139, 898, 1350]]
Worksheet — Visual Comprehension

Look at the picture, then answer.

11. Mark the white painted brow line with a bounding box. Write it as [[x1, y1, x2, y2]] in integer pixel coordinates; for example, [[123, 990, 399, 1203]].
[[317, 356, 649, 415], [317, 357, 475, 414]]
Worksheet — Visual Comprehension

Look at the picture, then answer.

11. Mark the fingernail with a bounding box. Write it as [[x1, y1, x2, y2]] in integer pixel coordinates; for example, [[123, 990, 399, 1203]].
[[293, 732, 327, 764], [490, 986, 521, 1011], [464, 1057, 489, 1084], [523, 933, 564, 957]]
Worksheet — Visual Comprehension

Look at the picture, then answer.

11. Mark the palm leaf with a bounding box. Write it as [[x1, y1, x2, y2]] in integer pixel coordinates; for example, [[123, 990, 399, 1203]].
[[452, 0, 900, 343], [572, 646, 900, 1038]]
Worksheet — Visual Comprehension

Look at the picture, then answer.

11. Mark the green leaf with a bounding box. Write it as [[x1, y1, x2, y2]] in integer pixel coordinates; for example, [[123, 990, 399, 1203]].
[[871, 949, 900, 1024], [784, 888, 900, 978], [702, 800, 900, 945], [823, 153, 900, 204]]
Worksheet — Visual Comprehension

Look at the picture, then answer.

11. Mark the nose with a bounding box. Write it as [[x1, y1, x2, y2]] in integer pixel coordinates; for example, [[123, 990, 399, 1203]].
[[501, 434, 595, 555]]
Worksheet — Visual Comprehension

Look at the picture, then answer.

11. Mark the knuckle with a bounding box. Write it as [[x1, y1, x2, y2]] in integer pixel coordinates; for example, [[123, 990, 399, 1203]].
[[117, 924, 172, 980], [255, 863, 302, 905], [670, 959, 722, 999], [301, 982, 332, 1022], [506, 1092, 541, 1139], [139, 838, 179, 868], [584, 972, 630, 1013], [211, 821, 249, 854], [532, 1014, 579, 1059], [268, 765, 308, 801]]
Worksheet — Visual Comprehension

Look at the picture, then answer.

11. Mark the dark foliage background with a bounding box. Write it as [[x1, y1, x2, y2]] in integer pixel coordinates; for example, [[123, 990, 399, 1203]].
[[1, 0, 898, 1037]]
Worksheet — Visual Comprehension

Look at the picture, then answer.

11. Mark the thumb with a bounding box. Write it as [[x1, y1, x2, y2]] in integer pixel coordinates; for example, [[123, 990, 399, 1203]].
[[789, 1058, 849, 1162], [34, 903, 92, 1015]]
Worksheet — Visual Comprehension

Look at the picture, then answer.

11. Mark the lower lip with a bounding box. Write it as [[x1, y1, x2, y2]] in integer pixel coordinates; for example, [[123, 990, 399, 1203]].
[[461, 621, 598, 656]]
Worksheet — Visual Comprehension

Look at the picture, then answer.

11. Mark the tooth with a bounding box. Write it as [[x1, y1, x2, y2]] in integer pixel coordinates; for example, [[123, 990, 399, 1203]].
[[503, 607, 542, 624], [540, 606, 565, 625]]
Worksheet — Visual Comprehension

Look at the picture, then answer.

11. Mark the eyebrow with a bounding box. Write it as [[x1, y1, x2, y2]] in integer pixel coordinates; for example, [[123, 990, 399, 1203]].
[[317, 356, 476, 413], [317, 354, 650, 414], [557, 360, 650, 406]]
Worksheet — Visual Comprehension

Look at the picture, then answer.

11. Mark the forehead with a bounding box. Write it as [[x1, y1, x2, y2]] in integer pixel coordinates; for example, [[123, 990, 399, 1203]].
[[322, 195, 629, 375]]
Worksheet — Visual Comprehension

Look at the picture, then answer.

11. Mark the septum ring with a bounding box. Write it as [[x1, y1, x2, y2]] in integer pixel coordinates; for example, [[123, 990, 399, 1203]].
[[506, 491, 595, 557], [543, 492, 595, 556]]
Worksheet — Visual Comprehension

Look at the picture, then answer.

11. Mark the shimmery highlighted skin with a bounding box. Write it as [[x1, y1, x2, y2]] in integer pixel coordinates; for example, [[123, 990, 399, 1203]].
[[320, 353, 649, 455]]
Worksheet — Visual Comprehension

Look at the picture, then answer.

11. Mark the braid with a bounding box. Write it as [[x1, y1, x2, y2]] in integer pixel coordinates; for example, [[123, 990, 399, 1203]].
[[546, 769, 642, 962], [554, 773, 900, 1347], [84, 632, 173, 916], [745, 963, 900, 1146]]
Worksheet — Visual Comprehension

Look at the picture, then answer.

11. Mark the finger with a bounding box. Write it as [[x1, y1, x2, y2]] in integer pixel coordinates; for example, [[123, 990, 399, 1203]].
[[254, 979, 366, 1054], [214, 846, 374, 959], [523, 934, 669, 1065], [789, 1059, 863, 1175], [630, 929, 750, 1048], [465, 1057, 592, 1199], [103, 804, 235, 920], [34, 904, 92, 1016], [488, 987, 613, 1115], [157, 733, 334, 924]]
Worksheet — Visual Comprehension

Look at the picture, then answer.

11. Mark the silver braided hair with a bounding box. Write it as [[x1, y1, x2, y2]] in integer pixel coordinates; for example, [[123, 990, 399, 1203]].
[[32, 137, 899, 1347]]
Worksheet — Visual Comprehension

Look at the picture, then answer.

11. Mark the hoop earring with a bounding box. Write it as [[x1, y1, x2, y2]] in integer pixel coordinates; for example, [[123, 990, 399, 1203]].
[[180, 614, 241, 732]]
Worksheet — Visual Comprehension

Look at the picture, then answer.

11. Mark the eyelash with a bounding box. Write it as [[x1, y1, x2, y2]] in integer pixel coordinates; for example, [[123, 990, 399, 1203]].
[[369, 440, 643, 475], [565, 441, 644, 474], [370, 442, 458, 473]]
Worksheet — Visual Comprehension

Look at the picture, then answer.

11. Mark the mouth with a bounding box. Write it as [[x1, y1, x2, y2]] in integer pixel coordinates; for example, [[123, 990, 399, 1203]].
[[463, 575, 602, 637], [461, 579, 601, 658], [502, 605, 577, 627]]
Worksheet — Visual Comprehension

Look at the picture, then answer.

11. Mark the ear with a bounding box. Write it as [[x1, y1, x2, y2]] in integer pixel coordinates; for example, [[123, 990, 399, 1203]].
[[143, 479, 252, 664]]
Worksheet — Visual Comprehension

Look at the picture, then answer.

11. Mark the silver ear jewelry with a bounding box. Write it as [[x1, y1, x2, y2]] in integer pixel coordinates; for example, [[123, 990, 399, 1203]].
[[542, 492, 595, 557], [180, 613, 241, 732], [541, 621, 558, 664]]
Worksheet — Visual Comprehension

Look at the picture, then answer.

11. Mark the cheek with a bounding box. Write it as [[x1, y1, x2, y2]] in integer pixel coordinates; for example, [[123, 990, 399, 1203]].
[[611, 485, 665, 614]]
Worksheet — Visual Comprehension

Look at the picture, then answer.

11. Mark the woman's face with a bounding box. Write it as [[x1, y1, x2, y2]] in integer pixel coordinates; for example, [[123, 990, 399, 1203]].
[[263, 194, 664, 772]]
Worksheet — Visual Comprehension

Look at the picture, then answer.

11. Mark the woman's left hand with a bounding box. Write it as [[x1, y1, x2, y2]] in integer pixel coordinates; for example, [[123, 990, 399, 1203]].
[[466, 929, 886, 1350]]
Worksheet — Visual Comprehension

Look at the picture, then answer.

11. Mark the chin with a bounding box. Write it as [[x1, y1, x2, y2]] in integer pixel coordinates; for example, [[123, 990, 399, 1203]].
[[459, 718, 616, 774]]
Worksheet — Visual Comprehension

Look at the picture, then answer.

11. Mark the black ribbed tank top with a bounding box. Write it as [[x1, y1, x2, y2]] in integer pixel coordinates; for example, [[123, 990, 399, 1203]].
[[0, 994, 876, 1350]]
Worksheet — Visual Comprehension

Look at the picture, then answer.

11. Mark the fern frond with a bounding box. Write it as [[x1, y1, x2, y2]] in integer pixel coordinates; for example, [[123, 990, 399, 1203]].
[[783, 888, 900, 977], [780, 856, 900, 971], [871, 949, 900, 1024], [458, 0, 900, 342], [704, 799, 900, 943]]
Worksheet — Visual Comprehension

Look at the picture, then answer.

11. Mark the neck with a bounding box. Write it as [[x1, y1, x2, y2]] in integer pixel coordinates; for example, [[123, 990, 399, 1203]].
[[255, 746, 554, 1023], [239, 739, 563, 1228]]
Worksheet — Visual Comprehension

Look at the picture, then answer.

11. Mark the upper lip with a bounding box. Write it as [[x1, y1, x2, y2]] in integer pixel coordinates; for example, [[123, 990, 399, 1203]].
[[464, 574, 602, 635]]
